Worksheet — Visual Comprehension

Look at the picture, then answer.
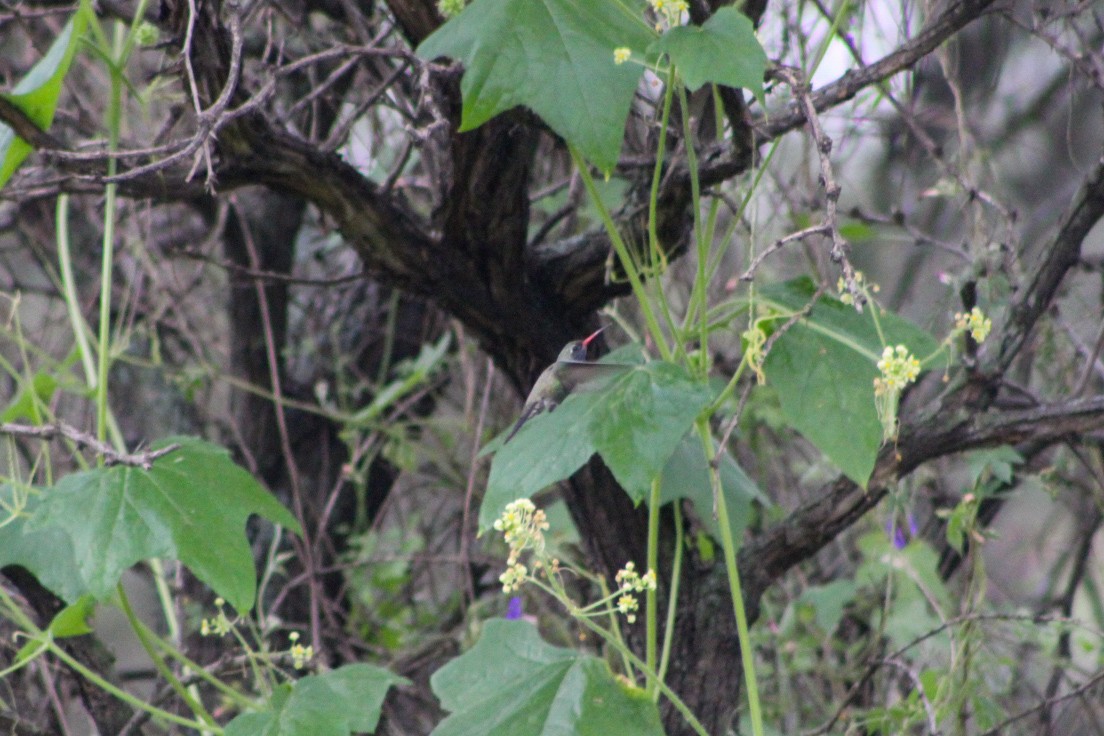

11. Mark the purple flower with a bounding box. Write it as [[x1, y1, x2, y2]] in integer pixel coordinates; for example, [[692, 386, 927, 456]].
[[886, 513, 918, 550], [506, 596, 524, 620]]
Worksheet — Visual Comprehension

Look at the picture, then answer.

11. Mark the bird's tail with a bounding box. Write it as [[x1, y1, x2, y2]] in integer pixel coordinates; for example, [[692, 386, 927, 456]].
[[503, 415, 527, 444]]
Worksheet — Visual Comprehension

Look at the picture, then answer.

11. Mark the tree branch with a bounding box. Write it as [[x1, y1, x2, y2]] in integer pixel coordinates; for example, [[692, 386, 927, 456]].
[[0, 422, 180, 469], [0, 97, 66, 150], [998, 153, 1104, 370], [757, 0, 1001, 142], [739, 393, 1104, 615]]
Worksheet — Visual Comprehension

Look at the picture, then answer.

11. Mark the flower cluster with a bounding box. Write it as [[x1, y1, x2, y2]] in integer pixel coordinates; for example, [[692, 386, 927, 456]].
[[617, 594, 639, 622], [874, 345, 921, 395], [954, 307, 992, 343], [499, 561, 527, 593], [873, 345, 921, 442], [493, 499, 549, 592], [494, 499, 548, 559], [649, 0, 688, 30], [613, 562, 657, 623], [615, 561, 657, 593], [613, 47, 632, 65], [200, 598, 233, 637], [838, 271, 877, 305], [287, 632, 314, 670]]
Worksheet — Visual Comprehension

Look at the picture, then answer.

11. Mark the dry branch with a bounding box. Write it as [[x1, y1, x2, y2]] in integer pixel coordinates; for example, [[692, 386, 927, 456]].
[[0, 422, 180, 469]]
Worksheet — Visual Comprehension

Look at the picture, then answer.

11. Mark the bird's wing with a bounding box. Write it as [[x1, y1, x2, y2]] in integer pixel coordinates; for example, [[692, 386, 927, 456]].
[[557, 361, 633, 392]]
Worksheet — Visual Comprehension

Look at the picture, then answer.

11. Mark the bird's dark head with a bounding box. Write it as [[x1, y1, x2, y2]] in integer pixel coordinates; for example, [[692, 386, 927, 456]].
[[559, 326, 605, 362]]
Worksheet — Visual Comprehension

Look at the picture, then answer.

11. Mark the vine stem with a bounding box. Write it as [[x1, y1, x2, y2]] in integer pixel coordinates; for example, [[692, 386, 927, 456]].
[[55, 194, 98, 388], [118, 585, 218, 728], [571, 146, 673, 362], [645, 474, 661, 697], [95, 20, 124, 446], [655, 501, 684, 691], [0, 586, 214, 732], [47, 639, 215, 732], [573, 614, 711, 736], [696, 419, 764, 736]]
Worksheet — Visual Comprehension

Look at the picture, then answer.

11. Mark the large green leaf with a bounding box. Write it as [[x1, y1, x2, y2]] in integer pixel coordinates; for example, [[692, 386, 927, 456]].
[[481, 393, 596, 531], [225, 664, 407, 736], [589, 361, 714, 498], [22, 436, 300, 612], [0, 483, 86, 604], [758, 277, 940, 486], [650, 7, 768, 101], [0, 1, 91, 188], [658, 431, 768, 545], [429, 619, 664, 736], [416, 0, 655, 172], [481, 361, 713, 530]]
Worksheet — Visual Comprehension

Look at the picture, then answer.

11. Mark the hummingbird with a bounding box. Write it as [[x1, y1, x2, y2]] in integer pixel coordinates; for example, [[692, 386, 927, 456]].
[[505, 327, 616, 443]]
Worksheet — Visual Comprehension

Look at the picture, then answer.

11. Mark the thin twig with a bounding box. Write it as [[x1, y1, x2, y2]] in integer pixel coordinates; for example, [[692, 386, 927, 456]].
[[980, 668, 1104, 736], [757, 0, 1001, 144], [0, 422, 180, 469], [460, 357, 495, 609], [771, 66, 863, 307], [739, 222, 831, 281], [172, 248, 366, 286], [101, 6, 245, 187], [883, 658, 940, 735], [713, 290, 822, 463]]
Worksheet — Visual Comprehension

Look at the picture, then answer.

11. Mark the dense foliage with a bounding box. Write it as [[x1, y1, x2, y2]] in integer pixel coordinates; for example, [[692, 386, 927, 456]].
[[1, 0, 1103, 734]]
